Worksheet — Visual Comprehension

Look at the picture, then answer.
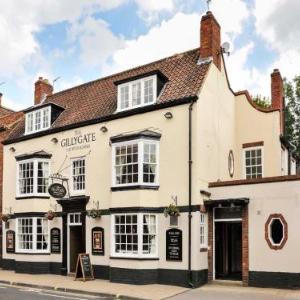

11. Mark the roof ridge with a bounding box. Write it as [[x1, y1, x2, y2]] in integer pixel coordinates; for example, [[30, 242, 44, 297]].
[[47, 47, 200, 99]]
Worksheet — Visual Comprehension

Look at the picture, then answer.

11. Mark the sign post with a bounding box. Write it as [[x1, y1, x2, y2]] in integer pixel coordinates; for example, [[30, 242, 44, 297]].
[[166, 228, 182, 261], [74, 253, 94, 281]]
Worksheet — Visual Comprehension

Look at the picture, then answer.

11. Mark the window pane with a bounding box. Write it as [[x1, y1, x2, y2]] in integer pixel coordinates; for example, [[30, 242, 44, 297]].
[[120, 86, 129, 109], [18, 162, 34, 195], [144, 79, 154, 104], [244, 148, 263, 179], [72, 158, 85, 191], [142, 214, 157, 254], [37, 162, 49, 193], [143, 143, 157, 184], [132, 82, 141, 106]]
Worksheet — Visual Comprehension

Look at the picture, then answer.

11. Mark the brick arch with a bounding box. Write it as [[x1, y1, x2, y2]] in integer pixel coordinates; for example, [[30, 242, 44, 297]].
[[265, 213, 288, 250]]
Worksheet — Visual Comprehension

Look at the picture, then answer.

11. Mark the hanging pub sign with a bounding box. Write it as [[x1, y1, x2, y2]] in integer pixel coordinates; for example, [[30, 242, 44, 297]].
[[6, 230, 15, 253], [50, 228, 61, 254], [92, 227, 104, 256], [48, 183, 67, 199], [166, 228, 182, 261], [74, 253, 94, 282]]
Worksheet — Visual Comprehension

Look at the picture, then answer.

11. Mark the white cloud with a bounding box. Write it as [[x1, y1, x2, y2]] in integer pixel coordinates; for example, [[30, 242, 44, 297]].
[[135, 0, 174, 12]]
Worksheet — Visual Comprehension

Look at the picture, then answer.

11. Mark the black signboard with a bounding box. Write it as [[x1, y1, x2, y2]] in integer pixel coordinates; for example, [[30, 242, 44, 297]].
[[50, 228, 61, 254], [48, 183, 67, 198], [6, 230, 15, 253], [166, 228, 182, 261], [92, 227, 104, 256], [75, 253, 94, 282]]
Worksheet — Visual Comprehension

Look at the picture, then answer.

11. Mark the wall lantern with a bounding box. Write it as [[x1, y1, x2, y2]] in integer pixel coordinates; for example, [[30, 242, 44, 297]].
[[9, 147, 16, 153], [164, 112, 173, 119], [100, 126, 108, 133], [51, 137, 58, 144]]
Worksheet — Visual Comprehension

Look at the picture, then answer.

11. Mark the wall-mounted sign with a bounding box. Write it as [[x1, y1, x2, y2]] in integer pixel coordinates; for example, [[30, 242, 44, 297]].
[[166, 228, 182, 261], [61, 132, 96, 152], [51, 228, 61, 254], [48, 183, 67, 198], [75, 253, 94, 282], [92, 227, 104, 256], [6, 230, 15, 253]]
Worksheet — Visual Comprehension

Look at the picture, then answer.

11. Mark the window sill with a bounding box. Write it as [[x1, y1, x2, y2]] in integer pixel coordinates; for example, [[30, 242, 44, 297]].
[[14, 252, 51, 255], [111, 185, 159, 192], [110, 256, 159, 261], [16, 196, 50, 200]]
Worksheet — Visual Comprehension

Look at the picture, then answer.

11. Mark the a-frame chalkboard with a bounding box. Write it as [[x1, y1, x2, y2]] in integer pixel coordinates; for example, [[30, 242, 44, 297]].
[[74, 253, 94, 281]]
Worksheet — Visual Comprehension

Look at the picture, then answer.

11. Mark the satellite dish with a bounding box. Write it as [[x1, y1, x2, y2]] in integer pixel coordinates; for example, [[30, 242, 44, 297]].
[[221, 42, 230, 56]]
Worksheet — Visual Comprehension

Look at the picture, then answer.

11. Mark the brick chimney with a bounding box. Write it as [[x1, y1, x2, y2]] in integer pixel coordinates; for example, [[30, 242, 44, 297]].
[[271, 69, 285, 134], [34, 77, 53, 105], [200, 11, 221, 70]]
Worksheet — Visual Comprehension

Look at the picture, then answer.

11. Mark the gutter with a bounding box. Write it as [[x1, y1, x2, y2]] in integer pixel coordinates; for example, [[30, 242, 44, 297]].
[[188, 98, 196, 287]]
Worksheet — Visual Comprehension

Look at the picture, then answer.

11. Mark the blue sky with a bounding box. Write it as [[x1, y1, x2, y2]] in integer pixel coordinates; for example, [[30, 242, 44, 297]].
[[0, 0, 299, 110]]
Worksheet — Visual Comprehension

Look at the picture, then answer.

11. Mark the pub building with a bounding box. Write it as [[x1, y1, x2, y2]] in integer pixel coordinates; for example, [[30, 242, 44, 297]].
[[1, 11, 300, 289]]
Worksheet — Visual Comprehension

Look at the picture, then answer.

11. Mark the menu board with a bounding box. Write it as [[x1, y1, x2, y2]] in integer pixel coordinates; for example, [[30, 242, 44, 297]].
[[75, 253, 94, 282], [50, 228, 61, 254], [166, 228, 182, 261], [6, 230, 15, 253], [92, 227, 104, 255]]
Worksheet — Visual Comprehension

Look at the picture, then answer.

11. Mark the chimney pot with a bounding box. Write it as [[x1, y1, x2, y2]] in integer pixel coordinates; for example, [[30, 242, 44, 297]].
[[34, 77, 53, 105], [199, 11, 221, 70]]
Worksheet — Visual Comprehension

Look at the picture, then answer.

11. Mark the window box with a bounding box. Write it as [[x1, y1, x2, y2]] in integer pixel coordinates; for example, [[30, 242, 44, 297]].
[[111, 213, 158, 258]]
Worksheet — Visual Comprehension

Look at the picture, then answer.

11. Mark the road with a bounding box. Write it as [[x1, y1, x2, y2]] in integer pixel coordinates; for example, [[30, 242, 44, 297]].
[[0, 284, 114, 300], [169, 283, 300, 300]]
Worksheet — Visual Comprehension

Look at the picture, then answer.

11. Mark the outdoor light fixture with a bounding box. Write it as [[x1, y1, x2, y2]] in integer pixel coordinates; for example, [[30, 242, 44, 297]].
[[100, 126, 108, 133], [9, 147, 16, 152], [164, 112, 173, 119], [51, 137, 58, 144]]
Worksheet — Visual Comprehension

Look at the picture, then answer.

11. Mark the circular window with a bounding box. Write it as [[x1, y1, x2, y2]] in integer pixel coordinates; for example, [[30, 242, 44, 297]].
[[265, 214, 288, 250], [228, 150, 234, 178]]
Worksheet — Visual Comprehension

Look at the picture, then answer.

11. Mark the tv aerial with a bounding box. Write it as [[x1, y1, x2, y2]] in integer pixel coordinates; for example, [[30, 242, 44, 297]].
[[206, 0, 212, 11], [221, 42, 231, 57]]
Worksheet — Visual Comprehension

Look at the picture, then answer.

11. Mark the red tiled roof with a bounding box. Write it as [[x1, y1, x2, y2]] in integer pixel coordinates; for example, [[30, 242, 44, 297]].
[[7, 48, 211, 142], [0, 106, 14, 118]]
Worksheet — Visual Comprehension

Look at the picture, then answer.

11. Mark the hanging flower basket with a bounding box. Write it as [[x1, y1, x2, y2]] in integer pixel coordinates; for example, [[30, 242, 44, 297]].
[[87, 209, 102, 219], [0, 213, 11, 222], [45, 210, 56, 221], [164, 204, 180, 217]]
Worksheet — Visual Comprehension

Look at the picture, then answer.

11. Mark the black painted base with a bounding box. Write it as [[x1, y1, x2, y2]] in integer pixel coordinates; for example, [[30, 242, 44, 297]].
[[249, 271, 300, 289], [1, 259, 208, 287]]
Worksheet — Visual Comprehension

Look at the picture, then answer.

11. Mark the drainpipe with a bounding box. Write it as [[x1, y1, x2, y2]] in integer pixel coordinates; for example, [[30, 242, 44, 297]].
[[188, 99, 196, 288]]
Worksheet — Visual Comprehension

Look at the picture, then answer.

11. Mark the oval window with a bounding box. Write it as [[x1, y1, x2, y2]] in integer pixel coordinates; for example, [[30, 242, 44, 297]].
[[228, 150, 234, 177]]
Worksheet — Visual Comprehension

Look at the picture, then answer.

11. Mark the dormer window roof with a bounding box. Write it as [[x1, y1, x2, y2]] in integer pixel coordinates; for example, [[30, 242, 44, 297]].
[[115, 70, 168, 112], [24, 102, 64, 135]]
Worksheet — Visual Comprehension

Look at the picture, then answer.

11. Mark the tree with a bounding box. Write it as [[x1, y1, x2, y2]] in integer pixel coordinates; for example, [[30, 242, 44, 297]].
[[284, 76, 300, 158], [252, 95, 271, 109]]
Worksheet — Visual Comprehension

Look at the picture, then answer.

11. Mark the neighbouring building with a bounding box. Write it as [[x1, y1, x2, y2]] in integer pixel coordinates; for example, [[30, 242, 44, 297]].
[[0, 94, 23, 264], [1, 11, 299, 288]]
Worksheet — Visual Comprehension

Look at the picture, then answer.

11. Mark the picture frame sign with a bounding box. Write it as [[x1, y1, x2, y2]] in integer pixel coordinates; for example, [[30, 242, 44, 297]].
[[74, 253, 94, 282]]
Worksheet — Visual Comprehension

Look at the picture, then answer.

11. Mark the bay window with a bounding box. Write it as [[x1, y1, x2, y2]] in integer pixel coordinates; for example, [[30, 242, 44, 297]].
[[112, 139, 159, 187], [111, 214, 157, 258], [17, 158, 49, 197], [16, 218, 49, 253]]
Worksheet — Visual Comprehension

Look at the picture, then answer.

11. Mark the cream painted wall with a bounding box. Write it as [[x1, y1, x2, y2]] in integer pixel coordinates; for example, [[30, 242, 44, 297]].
[[234, 94, 282, 178], [210, 180, 300, 273]]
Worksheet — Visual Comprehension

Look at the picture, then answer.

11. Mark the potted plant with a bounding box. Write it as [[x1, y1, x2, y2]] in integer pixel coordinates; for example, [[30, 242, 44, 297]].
[[164, 203, 180, 217], [45, 210, 56, 221], [87, 209, 102, 219], [0, 213, 10, 222]]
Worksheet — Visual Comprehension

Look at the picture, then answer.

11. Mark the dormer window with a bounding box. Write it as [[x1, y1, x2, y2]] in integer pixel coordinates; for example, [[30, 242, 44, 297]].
[[25, 106, 51, 134], [117, 75, 157, 111]]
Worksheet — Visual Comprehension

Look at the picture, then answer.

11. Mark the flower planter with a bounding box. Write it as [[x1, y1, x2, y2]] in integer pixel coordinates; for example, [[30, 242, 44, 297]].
[[87, 209, 102, 219], [45, 211, 56, 221]]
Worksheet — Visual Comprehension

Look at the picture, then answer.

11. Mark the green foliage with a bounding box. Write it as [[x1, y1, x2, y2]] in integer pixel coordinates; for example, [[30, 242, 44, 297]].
[[284, 76, 300, 158], [252, 95, 271, 109]]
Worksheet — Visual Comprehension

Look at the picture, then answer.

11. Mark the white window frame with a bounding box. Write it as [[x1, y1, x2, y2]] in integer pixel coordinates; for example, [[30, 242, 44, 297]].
[[117, 75, 157, 112], [70, 157, 86, 195], [15, 217, 50, 253], [200, 213, 207, 248], [268, 217, 285, 246], [112, 139, 159, 187], [16, 158, 50, 197], [111, 213, 158, 258], [243, 146, 264, 179], [25, 106, 51, 135]]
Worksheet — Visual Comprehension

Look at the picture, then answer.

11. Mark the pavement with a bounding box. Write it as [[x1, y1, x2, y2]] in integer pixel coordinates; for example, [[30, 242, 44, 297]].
[[0, 270, 187, 300]]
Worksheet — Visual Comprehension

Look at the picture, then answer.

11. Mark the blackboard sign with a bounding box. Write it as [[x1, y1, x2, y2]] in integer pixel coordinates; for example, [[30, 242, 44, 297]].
[[92, 227, 104, 255], [48, 183, 67, 198], [50, 228, 61, 254], [75, 253, 94, 281], [6, 230, 15, 253], [166, 228, 182, 261]]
